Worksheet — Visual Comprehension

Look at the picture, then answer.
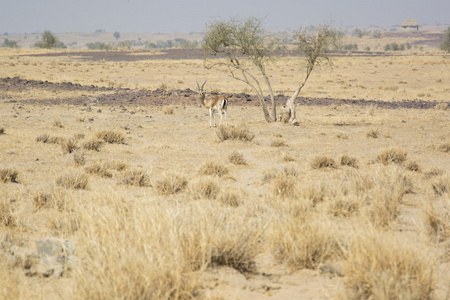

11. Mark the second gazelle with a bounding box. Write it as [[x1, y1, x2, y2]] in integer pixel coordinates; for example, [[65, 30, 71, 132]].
[[194, 81, 228, 128]]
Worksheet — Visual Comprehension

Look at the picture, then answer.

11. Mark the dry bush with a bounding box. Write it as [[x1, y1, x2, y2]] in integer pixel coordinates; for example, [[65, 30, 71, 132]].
[[53, 119, 64, 128], [343, 230, 435, 300], [188, 177, 220, 200], [162, 104, 174, 115], [431, 175, 449, 196], [282, 153, 295, 162], [154, 172, 188, 195], [271, 140, 288, 147], [61, 138, 79, 154], [435, 102, 448, 110], [209, 211, 263, 272], [83, 139, 103, 151], [364, 167, 412, 228], [74, 198, 266, 298], [72, 150, 86, 166], [218, 189, 243, 207], [228, 151, 247, 165], [33, 191, 53, 210], [425, 204, 450, 243], [56, 172, 89, 190], [84, 163, 113, 178], [103, 160, 127, 171], [437, 142, 450, 153], [425, 168, 445, 179], [0, 198, 16, 227], [198, 160, 229, 177], [376, 148, 407, 165], [272, 215, 342, 270], [340, 155, 358, 168], [95, 130, 125, 144], [366, 129, 379, 138], [404, 159, 420, 172], [0, 169, 19, 183], [0, 127, 5, 134], [215, 123, 254, 142], [118, 168, 150, 187], [272, 172, 297, 198], [330, 197, 360, 218], [311, 156, 337, 169]]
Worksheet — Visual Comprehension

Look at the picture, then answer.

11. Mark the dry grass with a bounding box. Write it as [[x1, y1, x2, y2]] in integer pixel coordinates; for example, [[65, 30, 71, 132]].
[[0, 169, 19, 183], [198, 160, 229, 177], [343, 230, 435, 300], [154, 172, 188, 195], [162, 104, 175, 115], [215, 123, 254, 142], [376, 148, 408, 165], [118, 168, 150, 187], [437, 143, 450, 153], [1, 48, 450, 299], [311, 156, 337, 169], [82, 139, 103, 151], [228, 151, 247, 165], [61, 138, 79, 154], [56, 171, 89, 190], [366, 128, 379, 138], [95, 130, 125, 144]]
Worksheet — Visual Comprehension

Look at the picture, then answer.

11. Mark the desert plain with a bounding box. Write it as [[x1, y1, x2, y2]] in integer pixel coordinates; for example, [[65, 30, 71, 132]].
[[0, 29, 449, 299]]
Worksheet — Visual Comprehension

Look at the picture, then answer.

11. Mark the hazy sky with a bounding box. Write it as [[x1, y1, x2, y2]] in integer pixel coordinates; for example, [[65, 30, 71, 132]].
[[1, 0, 449, 34]]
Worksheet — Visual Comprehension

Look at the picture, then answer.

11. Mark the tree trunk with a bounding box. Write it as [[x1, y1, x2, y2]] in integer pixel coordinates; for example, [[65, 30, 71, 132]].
[[284, 68, 312, 124]]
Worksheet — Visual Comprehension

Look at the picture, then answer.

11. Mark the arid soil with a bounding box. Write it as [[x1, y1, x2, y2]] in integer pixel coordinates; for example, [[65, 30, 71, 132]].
[[0, 76, 444, 109]]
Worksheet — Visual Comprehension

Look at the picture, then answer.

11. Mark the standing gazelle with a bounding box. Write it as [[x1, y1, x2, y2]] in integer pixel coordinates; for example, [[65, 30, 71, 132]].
[[194, 81, 228, 128]]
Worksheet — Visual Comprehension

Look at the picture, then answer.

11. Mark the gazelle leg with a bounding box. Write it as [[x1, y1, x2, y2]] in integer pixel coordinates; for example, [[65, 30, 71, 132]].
[[209, 108, 214, 127]]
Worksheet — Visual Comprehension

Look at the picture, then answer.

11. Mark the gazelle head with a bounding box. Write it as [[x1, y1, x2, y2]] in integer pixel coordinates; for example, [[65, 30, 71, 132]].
[[195, 79, 207, 92]]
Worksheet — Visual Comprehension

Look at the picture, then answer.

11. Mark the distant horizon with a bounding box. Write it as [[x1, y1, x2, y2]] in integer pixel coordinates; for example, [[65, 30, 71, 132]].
[[1, 0, 449, 35]]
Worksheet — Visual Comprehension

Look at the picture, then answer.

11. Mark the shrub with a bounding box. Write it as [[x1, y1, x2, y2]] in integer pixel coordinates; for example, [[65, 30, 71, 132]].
[[431, 176, 449, 196], [437, 143, 450, 153], [366, 129, 379, 138], [34, 30, 66, 49], [270, 140, 288, 147], [73, 150, 86, 166]]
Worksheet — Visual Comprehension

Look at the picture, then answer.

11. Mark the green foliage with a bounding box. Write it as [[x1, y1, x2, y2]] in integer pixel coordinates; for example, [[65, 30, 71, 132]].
[[34, 31, 66, 49], [86, 42, 114, 50], [384, 42, 412, 51], [2, 38, 19, 48], [113, 31, 120, 40], [440, 27, 450, 53]]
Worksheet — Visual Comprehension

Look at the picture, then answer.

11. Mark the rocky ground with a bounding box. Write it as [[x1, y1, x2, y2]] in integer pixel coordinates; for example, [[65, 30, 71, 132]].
[[0, 77, 443, 110]]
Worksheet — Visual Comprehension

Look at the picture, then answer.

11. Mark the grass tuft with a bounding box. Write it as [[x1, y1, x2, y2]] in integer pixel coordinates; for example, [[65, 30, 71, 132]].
[[61, 138, 79, 154], [83, 139, 103, 151], [162, 104, 174, 115], [215, 123, 254, 142], [228, 151, 247, 165], [198, 160, 229, 177], [154, 172, 188, 195], [340, 155, 358, 168], [311, 156, 337, 169], [376, 148, 407, 165], [118, 168, 150, 187], [56, 172, 89, 190], [95, 130, 125, 144], [0, 169, 19, 183]]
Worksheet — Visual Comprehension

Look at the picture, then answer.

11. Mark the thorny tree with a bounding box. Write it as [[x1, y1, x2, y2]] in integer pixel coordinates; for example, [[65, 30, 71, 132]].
[[283, 25, 341, 124], [202, 17, 278, 122], [203, 17, 341, 124]]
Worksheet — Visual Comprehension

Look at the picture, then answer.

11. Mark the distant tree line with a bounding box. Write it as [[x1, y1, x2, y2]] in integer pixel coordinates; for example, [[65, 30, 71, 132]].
[[85, 38, 199, 50]]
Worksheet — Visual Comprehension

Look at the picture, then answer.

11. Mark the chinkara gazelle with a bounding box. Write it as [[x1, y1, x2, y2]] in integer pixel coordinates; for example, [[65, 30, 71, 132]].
[[193, 80, 228, 128]]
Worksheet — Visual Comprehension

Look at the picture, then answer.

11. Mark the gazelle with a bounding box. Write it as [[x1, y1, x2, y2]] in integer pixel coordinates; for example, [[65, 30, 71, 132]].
[[194, 81, 228, 128]]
